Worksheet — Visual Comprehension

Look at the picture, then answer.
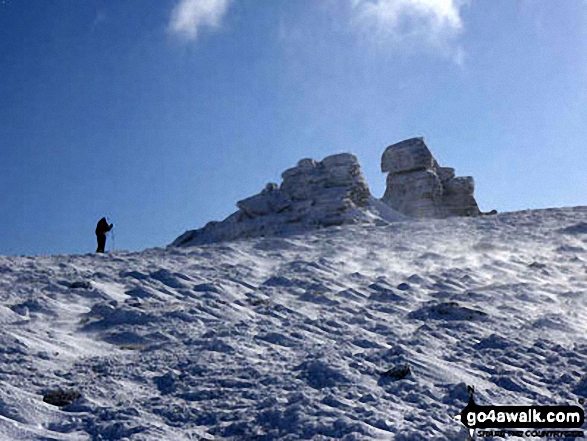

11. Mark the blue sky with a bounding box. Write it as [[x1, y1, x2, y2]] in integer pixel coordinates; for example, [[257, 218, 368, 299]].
[[1, 0, 586, 256]]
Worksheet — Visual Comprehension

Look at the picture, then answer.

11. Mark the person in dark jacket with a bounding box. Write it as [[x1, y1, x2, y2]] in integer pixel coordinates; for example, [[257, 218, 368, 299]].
[[95, 217, 113, 253]]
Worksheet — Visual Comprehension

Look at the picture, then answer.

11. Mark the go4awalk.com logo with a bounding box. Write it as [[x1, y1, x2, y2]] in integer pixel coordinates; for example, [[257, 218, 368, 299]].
[[453, 386, 585, 439]]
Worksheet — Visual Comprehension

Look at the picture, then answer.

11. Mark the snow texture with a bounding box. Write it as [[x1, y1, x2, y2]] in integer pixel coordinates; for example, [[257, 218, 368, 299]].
[[0, 206, 586, 439]]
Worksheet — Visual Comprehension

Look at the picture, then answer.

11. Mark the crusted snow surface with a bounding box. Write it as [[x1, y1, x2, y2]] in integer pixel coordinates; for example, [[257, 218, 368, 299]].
[[0, 206, 586, 440]]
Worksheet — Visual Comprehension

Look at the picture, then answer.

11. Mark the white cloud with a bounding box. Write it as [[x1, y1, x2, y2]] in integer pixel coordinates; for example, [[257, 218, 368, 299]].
[[351, 0, 468, 53], [169, 0, 231, 40], [453, 44, 466, 67]]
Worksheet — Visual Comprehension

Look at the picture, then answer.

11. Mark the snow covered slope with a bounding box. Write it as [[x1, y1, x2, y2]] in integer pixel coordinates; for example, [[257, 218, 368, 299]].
[[0, 207, 586, 440]]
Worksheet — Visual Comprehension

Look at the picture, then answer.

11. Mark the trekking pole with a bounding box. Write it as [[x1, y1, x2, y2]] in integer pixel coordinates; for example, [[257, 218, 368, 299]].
[[111, 228, 116, 252]]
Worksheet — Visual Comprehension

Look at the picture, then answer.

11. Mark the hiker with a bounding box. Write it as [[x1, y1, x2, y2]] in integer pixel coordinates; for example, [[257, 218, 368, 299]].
[[95, 217, 113, 253]]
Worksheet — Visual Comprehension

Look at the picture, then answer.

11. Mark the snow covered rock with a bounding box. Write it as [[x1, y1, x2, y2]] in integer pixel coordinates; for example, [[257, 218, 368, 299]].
[[381, 137, 481, 218], [173, 153, 403, 246]]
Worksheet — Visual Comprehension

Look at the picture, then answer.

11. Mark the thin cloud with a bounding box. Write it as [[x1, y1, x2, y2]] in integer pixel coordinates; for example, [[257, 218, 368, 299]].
[[351, 0, 468, 54], [453, 44, 466, 67], [169, 0, 231, 40], [92, 7, 107, 28]]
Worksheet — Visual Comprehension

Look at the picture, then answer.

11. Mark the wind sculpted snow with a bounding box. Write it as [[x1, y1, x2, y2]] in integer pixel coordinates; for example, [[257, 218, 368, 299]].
[[0, 207, 586, 439]]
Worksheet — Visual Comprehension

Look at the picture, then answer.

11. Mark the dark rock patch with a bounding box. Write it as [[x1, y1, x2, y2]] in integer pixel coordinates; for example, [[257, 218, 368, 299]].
[[43, 389, 81, 407], [408, 301, 488, 321]]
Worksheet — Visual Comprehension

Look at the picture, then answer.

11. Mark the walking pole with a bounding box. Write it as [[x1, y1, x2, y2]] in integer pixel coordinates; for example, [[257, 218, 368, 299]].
[[111, 228, 116, 252]]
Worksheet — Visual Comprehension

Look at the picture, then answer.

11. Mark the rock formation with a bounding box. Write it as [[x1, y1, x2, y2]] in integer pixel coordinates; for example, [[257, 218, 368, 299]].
[[173, 153, 403, 246], [380, 137, 481, 218], [172, 138, 486, 247]]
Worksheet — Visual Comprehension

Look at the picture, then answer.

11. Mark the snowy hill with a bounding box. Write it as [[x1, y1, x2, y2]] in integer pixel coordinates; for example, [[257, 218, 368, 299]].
[[0, 206, 586, 440]]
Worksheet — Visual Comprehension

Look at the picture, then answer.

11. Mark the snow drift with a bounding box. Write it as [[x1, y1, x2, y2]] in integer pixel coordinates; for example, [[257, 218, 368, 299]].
[[0, 206, 586, 439]]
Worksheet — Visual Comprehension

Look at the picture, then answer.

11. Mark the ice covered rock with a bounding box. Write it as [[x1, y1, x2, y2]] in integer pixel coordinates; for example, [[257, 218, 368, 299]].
[[381, 137, 481, 218], [172, 153, 403, 246]]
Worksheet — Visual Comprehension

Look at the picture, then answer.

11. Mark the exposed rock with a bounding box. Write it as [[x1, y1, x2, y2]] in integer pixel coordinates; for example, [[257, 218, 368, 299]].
[[154, 371, 178, 395], [69, 280, 92, 290], [172, 153, 403, 247], [408, 301, 488, 321], [43, 389, 81, 407], [381, 137, 481, 218], [380, 363, 411, 381], [381, 137, 436, 174]]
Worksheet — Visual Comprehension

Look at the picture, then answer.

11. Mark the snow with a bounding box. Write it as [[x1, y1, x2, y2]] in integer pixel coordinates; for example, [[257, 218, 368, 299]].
[[172, 195, 405, 248], [0, 206, 586, 440]]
